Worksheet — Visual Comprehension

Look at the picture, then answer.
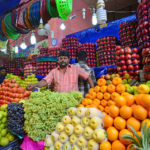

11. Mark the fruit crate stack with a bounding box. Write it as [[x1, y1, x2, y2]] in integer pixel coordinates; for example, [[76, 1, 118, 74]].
[[97, 36, 117, 66], [14, 57, 27, 69], [24, 60, 36, 67], [36, 61, 57, 76], [78, 43, 97, 67], [39, 48, 49, 57], [48, 47, 66, 57], [116, 46, 141, 80], [119, 20, 138, 47], [136, 0, 150, 80], [62, 37, 79, 59]]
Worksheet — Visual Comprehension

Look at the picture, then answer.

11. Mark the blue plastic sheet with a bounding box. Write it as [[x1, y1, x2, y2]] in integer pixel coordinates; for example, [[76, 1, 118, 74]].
[[66, 14, 137, 44]]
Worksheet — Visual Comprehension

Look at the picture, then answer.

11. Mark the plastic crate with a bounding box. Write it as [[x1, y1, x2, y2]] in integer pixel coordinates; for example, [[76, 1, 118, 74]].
[[0, 138, 22, 150]]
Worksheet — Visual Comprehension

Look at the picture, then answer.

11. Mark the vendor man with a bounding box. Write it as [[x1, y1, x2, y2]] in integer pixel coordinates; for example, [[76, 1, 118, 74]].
[[0, 66, 7, 84], [27, 51, 94, 92]]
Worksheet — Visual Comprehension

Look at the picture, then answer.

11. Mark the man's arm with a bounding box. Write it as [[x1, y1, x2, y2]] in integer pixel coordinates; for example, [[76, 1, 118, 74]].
[[26, 79, 48, 90], [87, 76, 95, 88]]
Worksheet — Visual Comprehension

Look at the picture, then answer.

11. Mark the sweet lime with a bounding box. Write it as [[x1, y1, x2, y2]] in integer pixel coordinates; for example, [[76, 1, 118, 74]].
[[0, 137, 9, 146]]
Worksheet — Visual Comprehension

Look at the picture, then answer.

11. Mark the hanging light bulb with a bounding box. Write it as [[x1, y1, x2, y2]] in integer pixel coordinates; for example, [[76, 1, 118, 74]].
[[82, 8, 86, 19], [15, 41, 19, 53], [38, 18, 45, 36], [92, 8, 97, 25], [60, 21, 66, 30], [20, 35, 27, 49], [30, 31, 36, 45]]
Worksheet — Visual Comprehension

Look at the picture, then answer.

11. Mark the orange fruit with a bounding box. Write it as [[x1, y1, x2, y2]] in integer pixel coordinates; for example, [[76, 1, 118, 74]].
[[93, 98, 100, 105], [116, 84, 126, 94], [112, 140, 125, 150], [111, 92, 120, 100], [120, 105, 132, 119], [131, 104, 137, 112], [121, 92, 130, 96], [109, 105, 119, 118], [112, 77, 122, 86], [78, 104, 84, 107], [89, 88, 94, 94], [107, 127, 119, 142], [135, 94, 144, 105], [94, 86, 101, 93], [97, 78, 106, 87], [107, 84, 116, 93], [127, 144, 137, 150], [100, 86, 107, 93], [104, 92, 111, 100], [104, 106, 109, 114], [140, 94, 150, 109], [89, 92, 97, 100], [103, 115, 113, 128], [114, 117, 126, 130], [99, 141, 111, 150], [85, 94, 92, 99], [127, 117, 141, 131], [96, 92, 104, 100], [119, 129, 133, 145], [107, 100, 115, 106], [124, 94, 135, 106], [101, 99, 108, 107], [142, 119, 150, 129], [133, 105, 148, 121], [115, 96, 126, 107], [98, 105, 104, 112]]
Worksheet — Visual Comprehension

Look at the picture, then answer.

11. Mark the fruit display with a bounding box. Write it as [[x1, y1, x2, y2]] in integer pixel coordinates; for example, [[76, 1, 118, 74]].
[[116, 46, 141, 80], [14, 57, 27, 69], [119, 20, 138, 47], [0, 105, 15, 147], [45, 107, 106, 150], [24, 59, 37, 67], [7, 103, 26, 138], [23, 90, 82, 141], [0, 79, 31, 105], [24, 64, 37, 77], [97, 36, 117, 66], [21, 75, 38, 88], [79, 77, 150, 149], [62, 37, 79, 58], [78, 43, 97, 68], [36, 61, 57, 76]]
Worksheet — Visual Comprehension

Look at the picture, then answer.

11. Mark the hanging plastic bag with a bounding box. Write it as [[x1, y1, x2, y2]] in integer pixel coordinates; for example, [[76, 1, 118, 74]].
[[20, 135, 44, 150]]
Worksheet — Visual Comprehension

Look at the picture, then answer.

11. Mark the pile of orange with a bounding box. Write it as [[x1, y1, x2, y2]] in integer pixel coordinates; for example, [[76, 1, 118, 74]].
[[79, 77, 150, 150]]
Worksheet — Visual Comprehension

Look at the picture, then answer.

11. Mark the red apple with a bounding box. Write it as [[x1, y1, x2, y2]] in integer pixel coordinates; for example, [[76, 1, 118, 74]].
[[128, 65, 134, 70], [124, 47, 132, 54], [118, 72, 123, 76], [135, 70, 139, 75], [129, 71, 134, 75], [131, 53, 137, 59], [120, 60, 126, 65], [126, 54, 132, 59], [126, 60, 132, 65], [121, 65, 127, 70], [134, 65, 140, 70], [116, 45, 122, 50], [120, 49, 125, 54], [132, 48, 138, 53], [132, 59, 138, 65], [123, 71, 128, 75], [120, 55, 125, 59]]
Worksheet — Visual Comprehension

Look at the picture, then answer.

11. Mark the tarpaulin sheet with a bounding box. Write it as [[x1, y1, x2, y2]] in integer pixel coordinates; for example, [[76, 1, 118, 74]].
[[66, 14, 137, 44]]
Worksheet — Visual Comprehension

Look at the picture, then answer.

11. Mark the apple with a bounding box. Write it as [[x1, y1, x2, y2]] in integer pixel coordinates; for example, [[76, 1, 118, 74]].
[[121, 65, 127, 70], [129, 71, 134, 75], [116, 45, 122, 50], [120, 60, 126, 65], [131, 53, 137, 59], [134, 65, 140, 70], [124, 47, 132, 54], [126, 54, 131, 59], [123, 71, 128, 74], [135, 70, 139, 75], [126, 60, 132, 65], [120, 49, 125, 54], [132, 59, 139, 65], [128, 65, 134, 70], [117, 67, 121, 71], [118, 72, 123, 76], [120, 55, 125, 59]]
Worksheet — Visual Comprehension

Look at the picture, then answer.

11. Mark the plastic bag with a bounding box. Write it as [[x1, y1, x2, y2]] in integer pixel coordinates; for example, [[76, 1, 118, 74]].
[[20, 135, 44, 150]]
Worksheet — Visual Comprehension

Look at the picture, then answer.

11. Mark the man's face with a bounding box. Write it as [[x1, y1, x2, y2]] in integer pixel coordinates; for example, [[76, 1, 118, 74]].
[[58, 56, 70, 68], [0, 69, 6, 76]]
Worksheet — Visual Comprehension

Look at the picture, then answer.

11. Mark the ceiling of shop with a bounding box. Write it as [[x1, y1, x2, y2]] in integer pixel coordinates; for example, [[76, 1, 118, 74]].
[[82, 0, 138, 22]]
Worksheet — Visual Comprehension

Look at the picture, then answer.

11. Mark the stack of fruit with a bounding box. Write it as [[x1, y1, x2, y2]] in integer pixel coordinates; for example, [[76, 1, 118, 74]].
[[14, 57, 27, 69], [136, 0, 149, 51], [36, 61, 57, 76], [39, 48, 49, 56], [31, 55, 38, 62], [116, 46, 141, 80], [24, 64, 37, 77], [78, 43, 97, 67], [48, 47, 66, 57], [0, 79, 31, 105], [119, 21, 138, 47], [45, 107, 106, 150], [24, 59, 37, 67], [97, 36, 117, 66], [21, 75, 38, 88], [62, 37, 79, 58], [0, 104, 15, 147], [79, 77, 150, 150], [142, 48, 150, 80], [7, 103, 26, 138]]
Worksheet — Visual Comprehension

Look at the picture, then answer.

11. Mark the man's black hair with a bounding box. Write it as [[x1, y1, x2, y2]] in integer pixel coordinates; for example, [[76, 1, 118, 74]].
[[59, 50, 69, 58], [0, 66, 6, 71], [78, 51, 87, 61]]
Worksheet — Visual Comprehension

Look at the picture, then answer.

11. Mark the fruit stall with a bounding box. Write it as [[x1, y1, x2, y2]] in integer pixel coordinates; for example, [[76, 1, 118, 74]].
[[0, 0, 150, 150]]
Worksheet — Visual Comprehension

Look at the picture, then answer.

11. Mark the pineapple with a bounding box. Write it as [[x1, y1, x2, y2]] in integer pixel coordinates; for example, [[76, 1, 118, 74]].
[[122, 123, 150, 150]]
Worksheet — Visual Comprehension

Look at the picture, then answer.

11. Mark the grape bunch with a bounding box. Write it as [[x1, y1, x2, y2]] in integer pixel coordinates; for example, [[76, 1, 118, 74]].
[[7, 103, 26, 137]]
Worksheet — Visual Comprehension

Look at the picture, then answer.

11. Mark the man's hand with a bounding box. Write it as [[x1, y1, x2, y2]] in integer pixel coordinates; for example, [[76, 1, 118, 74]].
[[26, 84, 35, 90]]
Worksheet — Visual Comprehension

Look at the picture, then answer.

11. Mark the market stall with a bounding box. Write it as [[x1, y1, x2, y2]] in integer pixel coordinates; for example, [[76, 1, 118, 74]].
[[0, 0, 150, 149]]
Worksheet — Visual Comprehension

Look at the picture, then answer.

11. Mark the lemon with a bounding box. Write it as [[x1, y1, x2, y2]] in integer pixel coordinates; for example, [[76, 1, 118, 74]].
[[0, 137, 9, 146], [138, 84, 150, 94]]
